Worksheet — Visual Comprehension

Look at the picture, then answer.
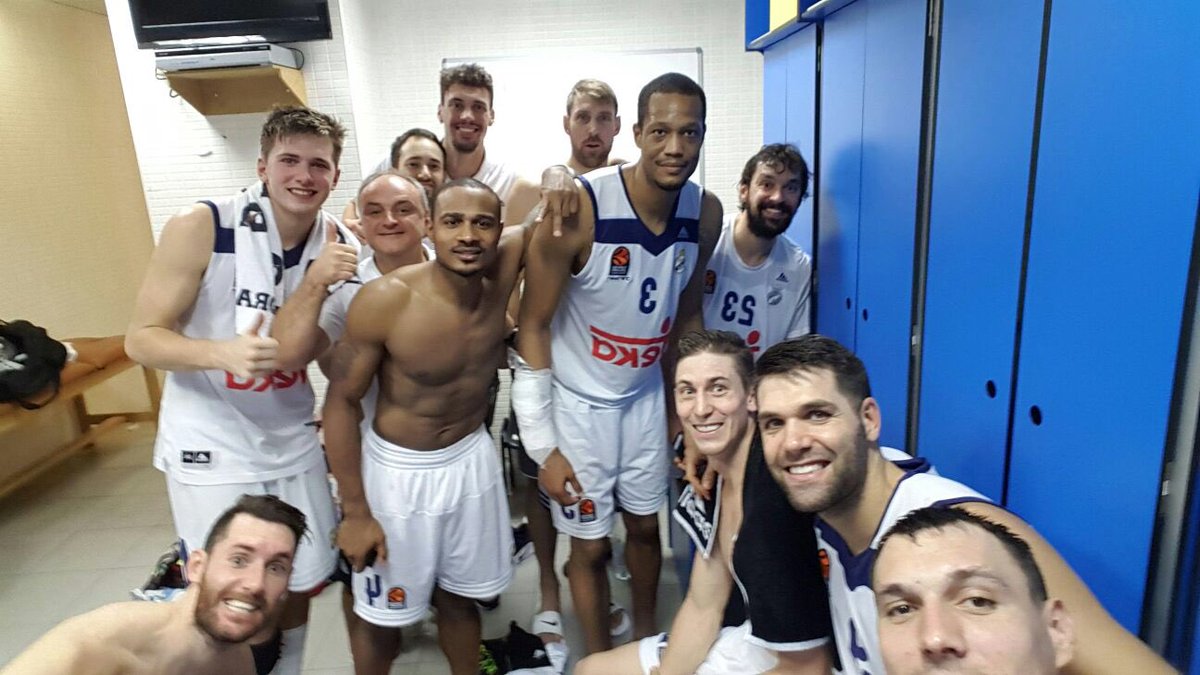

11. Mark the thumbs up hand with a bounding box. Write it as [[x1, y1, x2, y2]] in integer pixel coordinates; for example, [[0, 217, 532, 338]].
[[306, 224, 358, 289], [216, 312, 280, 379]]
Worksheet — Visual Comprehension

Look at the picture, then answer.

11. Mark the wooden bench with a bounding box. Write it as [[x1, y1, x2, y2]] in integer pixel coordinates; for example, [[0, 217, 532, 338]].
[[0, 336, 161, 500]]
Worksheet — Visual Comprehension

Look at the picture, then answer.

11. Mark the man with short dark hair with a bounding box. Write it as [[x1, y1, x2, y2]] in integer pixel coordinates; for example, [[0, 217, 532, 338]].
[[324, 178, 536, 675], [515, 72, 722, 655], [873, 507, 1075, 674], [753, 334, 1176, 675], [3, 495, 307, 675], [126, 106, 355, 674], [703, 143, 812, 354], [438, 63, 540, 222]]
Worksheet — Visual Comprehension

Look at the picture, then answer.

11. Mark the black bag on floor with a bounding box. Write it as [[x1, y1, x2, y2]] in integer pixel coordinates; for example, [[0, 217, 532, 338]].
[[0, 320, 68, 409]]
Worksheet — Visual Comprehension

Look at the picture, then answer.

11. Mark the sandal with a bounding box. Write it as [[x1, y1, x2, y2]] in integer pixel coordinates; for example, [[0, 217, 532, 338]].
[[531, 610, 565, 639]]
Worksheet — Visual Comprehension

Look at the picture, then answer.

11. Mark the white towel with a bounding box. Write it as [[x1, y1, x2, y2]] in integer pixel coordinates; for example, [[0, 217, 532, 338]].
[[231, 180, 343, 335]]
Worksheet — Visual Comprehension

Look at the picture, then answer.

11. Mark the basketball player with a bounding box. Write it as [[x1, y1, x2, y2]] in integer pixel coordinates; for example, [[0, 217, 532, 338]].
[[514, 78, 625, 660], [873, 507, 1075, 675], [438, 63, 540, 223], [2, 495, 305, 675], [341, 129, 445, 236], [576, 330, 830, 674], [514, 72, 722, 655], [683, 143, 814, 501], [564, 78, 623, 175], [323, 179, 533, 675], [125, 106, 354, 674], [753, 335, 1176, 675]]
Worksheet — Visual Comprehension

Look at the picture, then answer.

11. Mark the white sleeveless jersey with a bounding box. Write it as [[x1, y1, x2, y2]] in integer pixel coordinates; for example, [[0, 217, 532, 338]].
[[550, 165, 702, 405], [474, 154, 520, 205], [153, 197, 342, 485], [817, 456, 989, 674], [702, 213, 812, 356]]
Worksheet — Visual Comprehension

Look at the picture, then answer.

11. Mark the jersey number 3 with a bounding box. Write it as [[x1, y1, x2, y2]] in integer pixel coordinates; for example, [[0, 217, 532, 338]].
[[640, 277, 658, 314], [720, 291, 756, 326]]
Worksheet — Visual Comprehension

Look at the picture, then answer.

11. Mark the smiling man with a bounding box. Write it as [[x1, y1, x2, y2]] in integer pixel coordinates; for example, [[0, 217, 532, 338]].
[[126, 106, 355, 674], [438, 64, 541, 223], [873, 507, 1075, 675], [3, 495, 307, 675], [515, 72, 722, 655], [753, 335, 1177, 675]]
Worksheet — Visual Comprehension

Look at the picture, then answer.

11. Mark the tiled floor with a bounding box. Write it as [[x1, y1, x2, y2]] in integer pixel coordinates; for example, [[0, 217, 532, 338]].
[[0, 423, 682, 673]]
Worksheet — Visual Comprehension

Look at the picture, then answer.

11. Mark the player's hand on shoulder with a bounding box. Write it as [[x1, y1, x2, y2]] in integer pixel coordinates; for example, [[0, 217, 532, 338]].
[[536, 166, 584, 238], [305, 225, 358, 289], [337, 514, 388, 573], [215, 312, 279, 379]]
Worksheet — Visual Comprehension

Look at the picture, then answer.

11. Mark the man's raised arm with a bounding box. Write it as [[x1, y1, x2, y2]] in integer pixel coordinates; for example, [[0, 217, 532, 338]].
[[125, 205, 277, 379], [956, 502, 1178, 675], [270, 224, 357, 371], [513, 183, 590, 506]]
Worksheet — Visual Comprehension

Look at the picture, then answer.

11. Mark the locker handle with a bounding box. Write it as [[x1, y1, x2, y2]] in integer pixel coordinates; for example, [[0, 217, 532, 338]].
[[985, 380, 997, 398], [1029, 405, 1043, 426]]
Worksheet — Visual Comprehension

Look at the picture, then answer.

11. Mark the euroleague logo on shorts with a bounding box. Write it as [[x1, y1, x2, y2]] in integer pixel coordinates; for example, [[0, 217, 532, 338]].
[[578, 498, 596, 523], [387, 586, 407, 610], [589, 318, 671, 369], [609, 246, 631, 278]]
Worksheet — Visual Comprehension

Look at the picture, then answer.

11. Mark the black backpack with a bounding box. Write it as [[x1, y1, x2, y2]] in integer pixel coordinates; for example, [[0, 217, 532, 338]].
[[0, 320, 68, 409]]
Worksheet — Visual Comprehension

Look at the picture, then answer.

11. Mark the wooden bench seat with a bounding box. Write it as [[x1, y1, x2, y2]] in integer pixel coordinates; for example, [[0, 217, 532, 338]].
[[0, 335, 160, 500]]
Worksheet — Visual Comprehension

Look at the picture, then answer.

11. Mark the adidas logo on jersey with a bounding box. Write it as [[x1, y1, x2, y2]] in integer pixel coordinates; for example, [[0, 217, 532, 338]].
[[776, 272, 789, 283]]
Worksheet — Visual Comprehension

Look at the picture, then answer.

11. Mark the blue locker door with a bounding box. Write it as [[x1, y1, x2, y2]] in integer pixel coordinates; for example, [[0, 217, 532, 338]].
[[852, 0, 926, 447], [1007, 0, 1200, 631], [814, 0, 866, 348], [763, 43, 788, 144], [782, 27, 818, 258], [915, 0, 1045, 498]]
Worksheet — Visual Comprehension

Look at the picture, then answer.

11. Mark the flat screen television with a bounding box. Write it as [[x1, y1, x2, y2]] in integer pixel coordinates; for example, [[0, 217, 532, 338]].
[[128, 1, 332, 49]]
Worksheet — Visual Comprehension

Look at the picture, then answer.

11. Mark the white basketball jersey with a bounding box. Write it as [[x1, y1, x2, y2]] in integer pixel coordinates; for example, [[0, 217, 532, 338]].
[[817, 457, 989, 674], [550, 165, 702, 405], [702, 213, 812, 356], [154, 196, 336, 485], [474, 154, 520, 205]]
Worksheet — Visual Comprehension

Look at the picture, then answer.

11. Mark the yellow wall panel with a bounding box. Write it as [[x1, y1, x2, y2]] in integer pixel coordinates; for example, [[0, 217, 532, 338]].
[[770, 0, 798, 30]]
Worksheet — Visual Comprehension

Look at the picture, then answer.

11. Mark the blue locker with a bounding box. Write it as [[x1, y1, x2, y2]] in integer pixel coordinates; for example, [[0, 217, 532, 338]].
[[763, 43, 788, 144], [1006, 0, 1200, 631], [781, 27, 818, 257], [814, 0, 866, 350], [916, 0, 1045, 499], [852, 0, 926, 447]]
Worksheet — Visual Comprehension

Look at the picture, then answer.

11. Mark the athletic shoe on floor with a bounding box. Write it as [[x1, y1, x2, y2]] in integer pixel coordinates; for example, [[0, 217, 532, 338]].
[[130, 539, 187, 602], [512, 521, 535, 565]]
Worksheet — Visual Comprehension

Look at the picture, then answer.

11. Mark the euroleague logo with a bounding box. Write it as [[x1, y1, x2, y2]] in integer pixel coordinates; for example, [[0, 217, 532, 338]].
[[703, 269, 716, 294], [818, 548, 830, 581], [387, 586, 407, 610], [590, 317, 671, 369], [609, 246, 631, 278]]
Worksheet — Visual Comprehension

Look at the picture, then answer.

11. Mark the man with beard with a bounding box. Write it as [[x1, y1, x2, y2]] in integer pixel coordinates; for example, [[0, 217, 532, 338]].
[[753, 335, 1176, 675], [324, 179, 533, 675], [515, 73, 721, 655], [702, 144, 812, 355], [564, 78, 622, 175], [438, 64, 540, 223], [3, 495, 306, 675]]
